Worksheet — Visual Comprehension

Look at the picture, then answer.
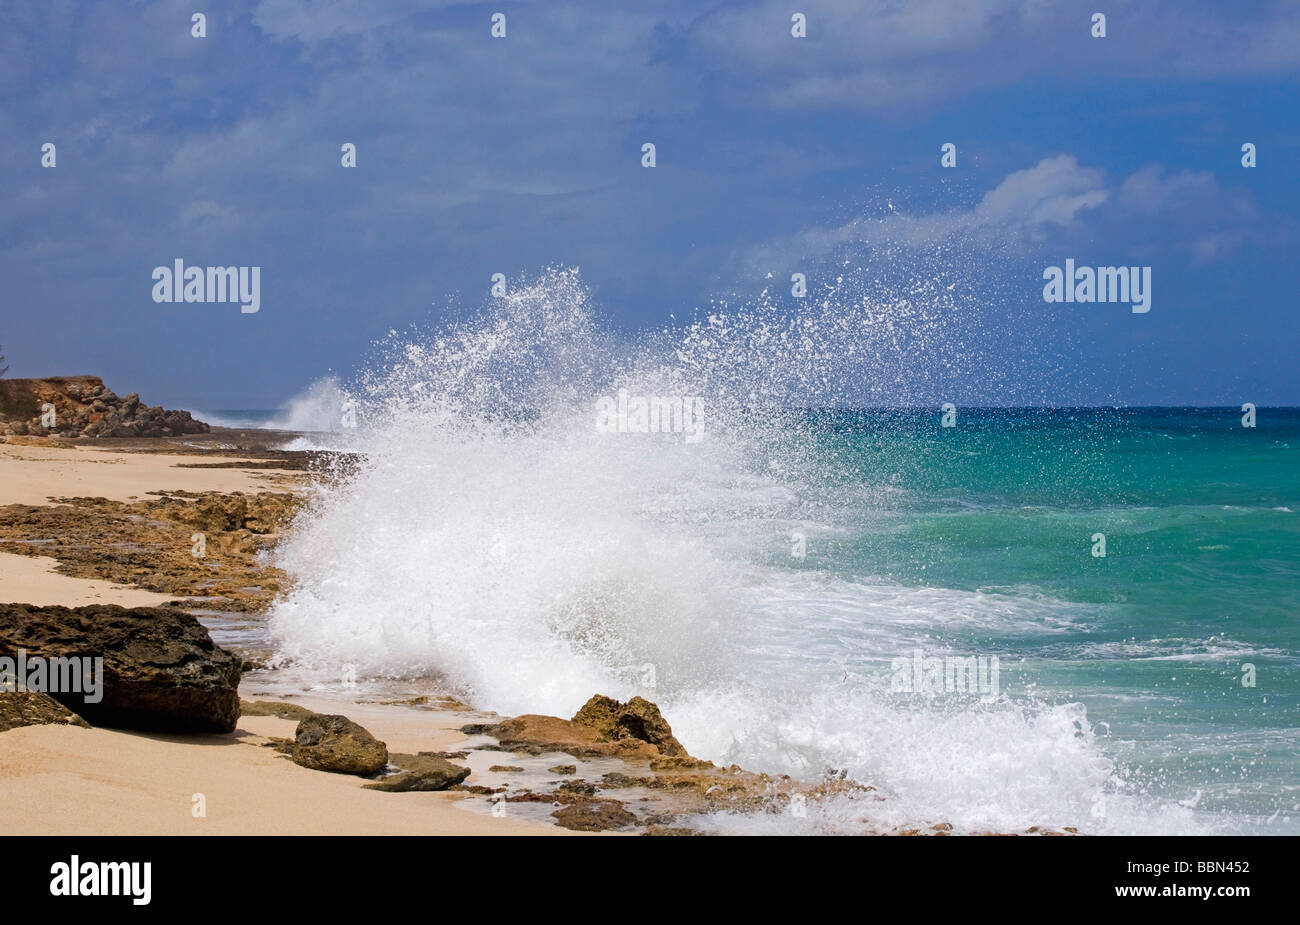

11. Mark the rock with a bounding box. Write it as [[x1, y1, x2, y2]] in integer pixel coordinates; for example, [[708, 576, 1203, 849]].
[[239, 699, 317, 721], [557, 779, 597, 795], [0, 603, 241, 733], [649, 755, 714, 771], [482, 713, 659, 759], [489, 765, 525, 773], [0, 493, 299, 613], [363, 753, 469, 791], [291, 714, 388, 775], [548, 764, 578, 775], [551, 799, 638, 831], [572, 694, 687, 757], [0, 691, 90, 732], [0, 376, 209, 437], [643, 824, 702, 837]]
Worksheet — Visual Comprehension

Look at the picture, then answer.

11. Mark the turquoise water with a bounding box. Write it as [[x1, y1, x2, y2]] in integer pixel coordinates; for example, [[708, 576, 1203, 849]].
[[777, 407, 1299, 832], [248, 275, 1298, 833], [262, 390, 1298, 833]]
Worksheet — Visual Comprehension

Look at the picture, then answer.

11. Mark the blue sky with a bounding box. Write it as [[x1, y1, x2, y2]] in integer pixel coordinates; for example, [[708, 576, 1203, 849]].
[[2, 0, 1297, 408]]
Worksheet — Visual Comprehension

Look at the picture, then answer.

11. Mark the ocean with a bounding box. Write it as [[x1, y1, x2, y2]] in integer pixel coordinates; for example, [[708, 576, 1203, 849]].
[[240, 272, 1298, 835]]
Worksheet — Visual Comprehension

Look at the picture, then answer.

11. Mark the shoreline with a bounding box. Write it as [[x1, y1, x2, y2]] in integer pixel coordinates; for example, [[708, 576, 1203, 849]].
[[0, 434, 582, 836], [0, 431, 1066, 836]]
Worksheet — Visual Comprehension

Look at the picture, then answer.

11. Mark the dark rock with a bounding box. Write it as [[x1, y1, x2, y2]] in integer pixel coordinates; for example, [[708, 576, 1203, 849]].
[[557, 779, 597, 796], [0, 603, 241, 733], [551, 799, 638, 831], [0, 691, 90, 732], [291, 714, 388, 775], [548, 764, 578, 775]]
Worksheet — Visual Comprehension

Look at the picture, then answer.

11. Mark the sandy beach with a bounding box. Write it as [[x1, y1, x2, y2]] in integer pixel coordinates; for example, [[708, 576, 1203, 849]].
[[0, 440, 298, 506], [0, 694, 573, 836], [0, 436, 579, 836]]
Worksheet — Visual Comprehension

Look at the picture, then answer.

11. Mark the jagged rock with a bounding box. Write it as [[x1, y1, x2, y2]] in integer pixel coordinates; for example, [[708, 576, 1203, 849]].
[[548, 764, 578, 775], [0, 691, 90, 732], [572, 694, 687, 756], [0, 376, 208, 437], [479, 713, 659, 759], [472, 695, 690, 761], [363, 753, 470, 791], [0, 603, 241, 733], [551, 799, 638, 831], [291, 714, 388, 775]]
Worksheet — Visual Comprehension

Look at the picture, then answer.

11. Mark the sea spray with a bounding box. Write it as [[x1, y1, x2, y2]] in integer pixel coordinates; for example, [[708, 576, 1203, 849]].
[[267, 267, 1201, 834]]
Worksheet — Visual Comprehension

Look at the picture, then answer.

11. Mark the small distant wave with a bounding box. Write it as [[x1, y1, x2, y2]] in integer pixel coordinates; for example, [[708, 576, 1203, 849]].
[[198, 378, 354, 434]]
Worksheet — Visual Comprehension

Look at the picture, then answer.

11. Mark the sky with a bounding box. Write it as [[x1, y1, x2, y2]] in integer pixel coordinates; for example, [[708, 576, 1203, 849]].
[[2, 0, 1297, 408]]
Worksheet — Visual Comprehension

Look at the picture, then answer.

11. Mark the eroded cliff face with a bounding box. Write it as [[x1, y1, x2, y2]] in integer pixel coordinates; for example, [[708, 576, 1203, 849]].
[[0, 376, 209, 438]]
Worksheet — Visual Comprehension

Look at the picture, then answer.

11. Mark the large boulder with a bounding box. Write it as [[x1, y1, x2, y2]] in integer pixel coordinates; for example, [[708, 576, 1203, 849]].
[[0, 603, 241, 733], [469, 695, 691, 760], [0, 691, 90, 732], [291, 714, 388, 775], [476, 713, 660, 759], [572, 694, 687, 757]]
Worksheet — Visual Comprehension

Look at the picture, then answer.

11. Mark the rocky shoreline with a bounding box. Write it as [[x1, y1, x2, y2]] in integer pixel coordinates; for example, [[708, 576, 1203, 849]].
[[0, 424, 1076, 836]]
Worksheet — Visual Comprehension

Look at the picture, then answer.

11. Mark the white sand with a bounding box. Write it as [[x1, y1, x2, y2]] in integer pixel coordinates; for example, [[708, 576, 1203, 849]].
[[0, 442, 298, 506], [0, 438, 576, 835], [0, 701, 572, 835], [0, 553, 178, 607]]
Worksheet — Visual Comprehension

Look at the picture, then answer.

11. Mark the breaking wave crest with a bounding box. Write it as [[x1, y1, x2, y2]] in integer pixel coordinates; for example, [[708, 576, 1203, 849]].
[[267, 267, 1205, 834]]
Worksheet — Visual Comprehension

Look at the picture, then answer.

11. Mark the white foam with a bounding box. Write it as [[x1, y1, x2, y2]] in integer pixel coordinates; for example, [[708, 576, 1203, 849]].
[[266, 268, 1208, 834]]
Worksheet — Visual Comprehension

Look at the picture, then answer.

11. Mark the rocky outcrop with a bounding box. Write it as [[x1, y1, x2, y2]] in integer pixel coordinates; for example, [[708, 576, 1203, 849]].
[[0, 691, 90, 732], [472, 712, 661, 759], [0, 492, 301, 613], [363, 753, 470, 791], [0, 376, 209, 438], [0, 603, 242, 733], [468, 694, 691, 761], [291, 714, 389, 775], [572, 694, 687, 757]]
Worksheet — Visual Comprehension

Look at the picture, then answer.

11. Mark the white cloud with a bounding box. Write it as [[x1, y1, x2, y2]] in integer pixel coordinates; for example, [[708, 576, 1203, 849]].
[[736, 154, 1265, 270]]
